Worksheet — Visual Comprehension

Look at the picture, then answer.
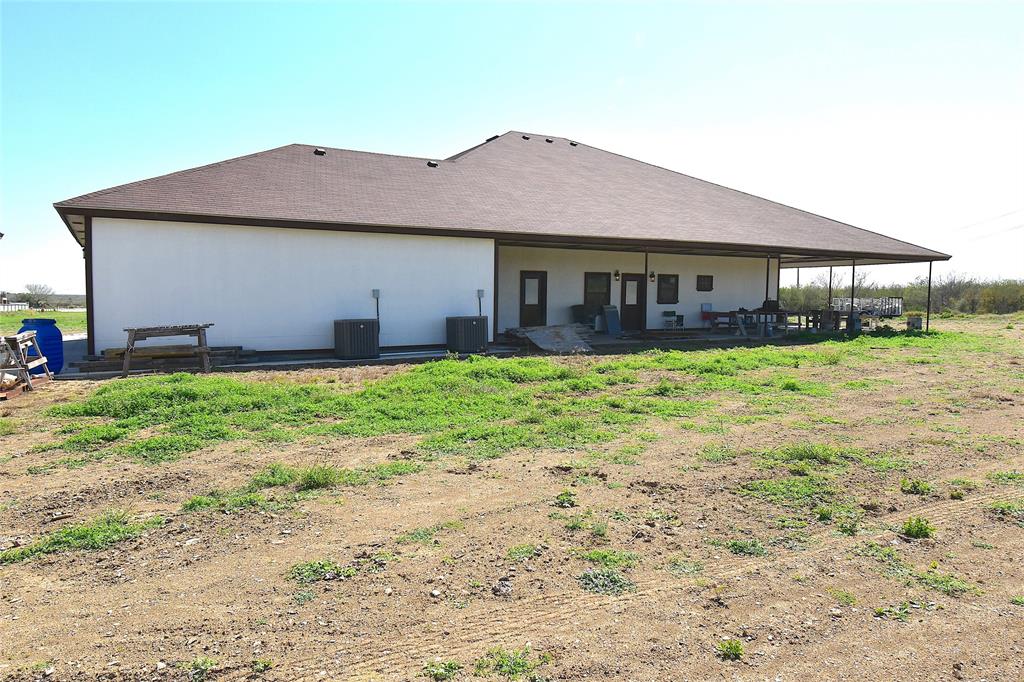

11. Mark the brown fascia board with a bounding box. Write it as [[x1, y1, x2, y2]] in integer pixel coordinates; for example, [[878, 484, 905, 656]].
[[54, 205, 951, 264]]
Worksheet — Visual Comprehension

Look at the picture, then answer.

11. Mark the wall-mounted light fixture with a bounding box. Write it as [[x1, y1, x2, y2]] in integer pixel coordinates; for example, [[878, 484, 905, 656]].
[[613, 270, 620, 281], [648, 271, 656, 283]]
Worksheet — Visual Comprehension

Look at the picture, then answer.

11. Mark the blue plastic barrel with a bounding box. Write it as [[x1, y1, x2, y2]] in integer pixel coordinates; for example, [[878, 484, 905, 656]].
[[17, 318, 64, 375]]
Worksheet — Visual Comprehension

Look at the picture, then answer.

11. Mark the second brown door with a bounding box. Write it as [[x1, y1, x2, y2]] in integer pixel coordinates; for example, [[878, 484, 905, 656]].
[[619, 273, 646, 331]]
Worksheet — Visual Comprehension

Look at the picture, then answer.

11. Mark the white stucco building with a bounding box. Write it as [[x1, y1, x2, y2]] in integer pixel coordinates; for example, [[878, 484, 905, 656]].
[[55, 131, 948, 355]]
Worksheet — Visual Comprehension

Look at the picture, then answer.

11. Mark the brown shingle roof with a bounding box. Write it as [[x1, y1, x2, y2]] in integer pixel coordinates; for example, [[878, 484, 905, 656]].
[[55, 131, 949, 263]]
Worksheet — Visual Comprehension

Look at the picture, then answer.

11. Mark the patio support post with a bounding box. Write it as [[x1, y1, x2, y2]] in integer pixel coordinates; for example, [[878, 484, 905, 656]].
[[926, 260, 933, 331], [764, 258, 770, 301], [849, 260, 856, 317], [827, 266, 833, 309]]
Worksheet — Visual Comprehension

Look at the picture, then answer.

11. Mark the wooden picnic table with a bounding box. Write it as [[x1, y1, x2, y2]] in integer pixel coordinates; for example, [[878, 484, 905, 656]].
[[122, 324, 213, 377]]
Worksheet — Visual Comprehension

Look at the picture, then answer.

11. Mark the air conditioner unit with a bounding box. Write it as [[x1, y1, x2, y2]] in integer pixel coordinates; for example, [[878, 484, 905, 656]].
[[334, 319, 380, 359], [446, 316, 488, 353]]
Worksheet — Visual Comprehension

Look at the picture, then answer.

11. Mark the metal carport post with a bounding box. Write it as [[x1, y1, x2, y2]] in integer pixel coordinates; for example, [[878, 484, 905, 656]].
[[925, 261, 933, 331]]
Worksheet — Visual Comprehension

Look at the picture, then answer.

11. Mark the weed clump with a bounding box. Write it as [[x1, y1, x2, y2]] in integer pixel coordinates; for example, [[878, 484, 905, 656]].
[[575, 548, 639, 568], [182, 656, 216, 681], [249, 463, 299, 488], [473, 646, 551, 679], [423, 659, 462, 681], [666, 556, 704, 576], [0, 511, 162, 563], [506, 544, 538, 561], [577, 567, 636, 595], [287, 560, 356, 584], [725, 539, 767, 556], [900, 478, 933, 495], [182, 490, 271, 512], [988, 471, 1024, 485], [740, 476, 837, 506], [988, 499, 1024, 524], [856, 542, 977, 597], [715, 639, 744, 660], [297, 464, 341, 490], [251, 658, 274, 674], [553, 489, 578, 508], [901, 516, 936, 539]]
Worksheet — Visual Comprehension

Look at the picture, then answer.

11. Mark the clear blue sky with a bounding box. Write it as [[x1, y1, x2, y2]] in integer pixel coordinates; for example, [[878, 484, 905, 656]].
[[2, 1, 1022, 294]]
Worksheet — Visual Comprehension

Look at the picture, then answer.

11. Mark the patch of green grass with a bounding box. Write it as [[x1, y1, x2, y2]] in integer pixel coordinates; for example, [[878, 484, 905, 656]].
[[724, 538, 767, 556], [1, 310, 87, 336], [473, 646, 551, 679], [553, 489, 578, 508], [181, 490, 273, 513], [119, 434, 206, 463], [901, 516, 936, 539], [287, 559, 357, 584], [1011, 596, 1024, 606], [293, 589, 315, 605], [397, 520, 464, 546], [697, 443, 738, 463], [858, 452, 913, 473], [874, 601, 911, 622], [900, 478, 933, 495], [506, 544, 538, 561], [757, 442, 859, 472], [827, 587, 857, 606], [666, 555, 704, 576], [182, 656, 216, 681], [988, 471, 1024, 485], [856, 542, 977, 597], [0, 417, 14, 436], [51, 423, 130, 451], [577, 567, 636, 595], [739, 475, 837, 506], [249, 463, 299, 488], [251, 658, 274, 674], [574, 548, 639, 568], [423, 659, 462, 681], [988, 499, 1024, 524], [0, 511, 162, 563], [715, 639, 744, 661], [297, 464, 342, 490]]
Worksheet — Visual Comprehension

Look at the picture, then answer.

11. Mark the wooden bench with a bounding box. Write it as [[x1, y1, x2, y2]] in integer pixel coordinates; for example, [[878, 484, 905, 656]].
[[122, 324, 214, 377]]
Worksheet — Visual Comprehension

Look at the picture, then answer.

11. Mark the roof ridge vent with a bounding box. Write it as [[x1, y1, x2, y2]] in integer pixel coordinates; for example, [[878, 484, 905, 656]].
[[545, 138, 553, 143], [569, 141, 578, 147], [521, 135, 530, 140], [426, 160, 439, 168], [313, 148, 326, 156], [485, 135, 499, 142]]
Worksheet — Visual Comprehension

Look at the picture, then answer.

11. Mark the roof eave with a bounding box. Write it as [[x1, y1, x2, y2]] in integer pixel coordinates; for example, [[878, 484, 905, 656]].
[[59, 206, 950, 265]]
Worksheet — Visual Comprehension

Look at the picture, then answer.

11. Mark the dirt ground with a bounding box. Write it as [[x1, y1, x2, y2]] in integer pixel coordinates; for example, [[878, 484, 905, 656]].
[[1, 315, 1022, 681]]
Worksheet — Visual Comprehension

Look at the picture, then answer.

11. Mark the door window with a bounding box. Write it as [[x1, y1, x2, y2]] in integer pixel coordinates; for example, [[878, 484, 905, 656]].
[[625, 280, 638, 306], [524, 278, 540, 305]]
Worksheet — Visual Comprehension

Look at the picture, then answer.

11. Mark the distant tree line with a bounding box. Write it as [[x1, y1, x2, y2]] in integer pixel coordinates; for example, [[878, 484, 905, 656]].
[[4, 285, 87, 310], [780, 273, 1024, 314]]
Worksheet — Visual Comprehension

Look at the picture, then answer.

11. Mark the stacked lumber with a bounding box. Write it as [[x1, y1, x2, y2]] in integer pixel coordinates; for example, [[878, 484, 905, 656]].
[[70, 345, 244, 374]]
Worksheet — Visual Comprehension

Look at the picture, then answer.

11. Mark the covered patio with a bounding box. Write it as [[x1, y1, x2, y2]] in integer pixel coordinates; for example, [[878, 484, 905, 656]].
[[493, 235, 942, 352]]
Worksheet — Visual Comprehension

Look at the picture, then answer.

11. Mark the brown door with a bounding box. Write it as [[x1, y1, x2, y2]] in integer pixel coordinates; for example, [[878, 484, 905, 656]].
[[619, 273, 646, 331], [519, 270, 547, 327]]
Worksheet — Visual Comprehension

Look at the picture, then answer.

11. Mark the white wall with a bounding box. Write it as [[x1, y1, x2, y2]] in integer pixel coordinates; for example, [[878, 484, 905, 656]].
[[497, 245, 777, 331], [91, 218, 495, 351]]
